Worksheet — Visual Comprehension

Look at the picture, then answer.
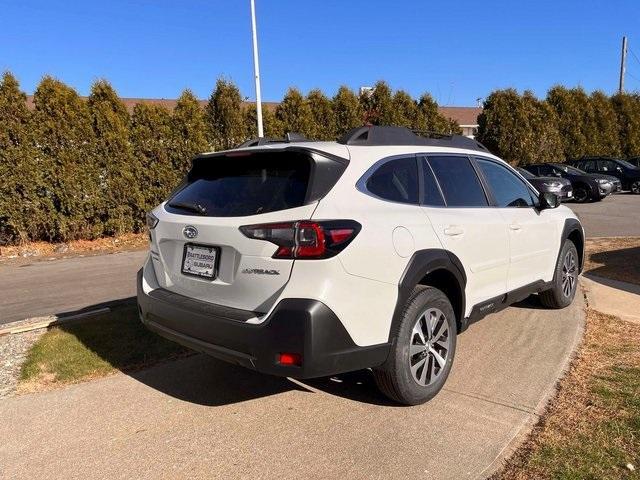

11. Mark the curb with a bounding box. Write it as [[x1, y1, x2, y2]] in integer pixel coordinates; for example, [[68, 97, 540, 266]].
[[0, 298, 137, 337]]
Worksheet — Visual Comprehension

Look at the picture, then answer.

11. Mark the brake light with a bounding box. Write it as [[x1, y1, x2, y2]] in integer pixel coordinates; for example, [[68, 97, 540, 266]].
[[240, 220, 361, 259], [278, 352, 302, 366]]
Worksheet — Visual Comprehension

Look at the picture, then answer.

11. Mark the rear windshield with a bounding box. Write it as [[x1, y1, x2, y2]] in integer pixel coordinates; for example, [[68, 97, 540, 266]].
[[165, 151, 312, 217]]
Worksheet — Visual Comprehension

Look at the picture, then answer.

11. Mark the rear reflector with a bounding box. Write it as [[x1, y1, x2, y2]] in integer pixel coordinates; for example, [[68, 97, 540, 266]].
[[278, 352, 302, 366], [240, 220, 361, 259]]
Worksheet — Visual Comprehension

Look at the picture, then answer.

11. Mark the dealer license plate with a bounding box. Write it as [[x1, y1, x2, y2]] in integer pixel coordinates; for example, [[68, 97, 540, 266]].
[[182, 244, 218, 279]]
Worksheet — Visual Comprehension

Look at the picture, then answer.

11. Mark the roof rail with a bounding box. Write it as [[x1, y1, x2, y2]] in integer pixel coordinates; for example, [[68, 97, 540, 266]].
[[235, 132, 312, 149], [337, 125, 489, 152]]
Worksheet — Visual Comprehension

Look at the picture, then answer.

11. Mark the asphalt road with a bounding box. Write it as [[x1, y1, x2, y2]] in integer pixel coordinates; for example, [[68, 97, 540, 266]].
[[0, 251, 146, 325], [0, 293, 584, 480], [567, 193, 640, 237]]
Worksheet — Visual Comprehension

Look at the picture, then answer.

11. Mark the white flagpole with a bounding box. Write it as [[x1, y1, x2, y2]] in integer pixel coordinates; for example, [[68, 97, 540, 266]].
[[250, 0, 264, 137]]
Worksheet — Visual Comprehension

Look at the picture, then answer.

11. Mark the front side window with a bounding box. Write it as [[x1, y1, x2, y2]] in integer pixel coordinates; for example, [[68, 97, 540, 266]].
[[597, 160, 616, 172], [476, 158, 534, 208], [366, 156, 419, 204], [427, 156, 488, 207]]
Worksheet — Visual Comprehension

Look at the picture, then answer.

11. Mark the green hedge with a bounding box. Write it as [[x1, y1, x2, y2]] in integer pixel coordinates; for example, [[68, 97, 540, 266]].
[[4, 72, 638, 246]]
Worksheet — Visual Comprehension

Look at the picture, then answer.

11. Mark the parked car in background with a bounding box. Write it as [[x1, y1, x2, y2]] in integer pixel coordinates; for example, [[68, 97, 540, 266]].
[[522, 163, 614, 203], [569, 157, 640, 194], [517, 168, 573, 201], [138, 126, 584, 405], [627, 157, 640, 168]]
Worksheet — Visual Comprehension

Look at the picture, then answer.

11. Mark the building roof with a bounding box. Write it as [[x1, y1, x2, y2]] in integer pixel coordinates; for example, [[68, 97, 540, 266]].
[[24, 96, 481, 126], [438, 106, 482, 126]]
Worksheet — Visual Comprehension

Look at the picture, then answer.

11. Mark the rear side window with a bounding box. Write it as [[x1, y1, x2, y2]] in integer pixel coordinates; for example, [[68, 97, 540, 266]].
[[427, 156, 488, 207], [420, 157, 445, 206], [366, 156, 419, 204], [476, 158, 534, 207], [166, 151, 313, 217]]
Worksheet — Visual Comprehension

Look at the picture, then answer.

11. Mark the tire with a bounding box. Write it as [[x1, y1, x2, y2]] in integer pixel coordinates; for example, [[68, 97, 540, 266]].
[[631, 180, 640, 195], [573, 184, 590, 203], [373, 286, 457, 405], [539, 240, 579, 309]]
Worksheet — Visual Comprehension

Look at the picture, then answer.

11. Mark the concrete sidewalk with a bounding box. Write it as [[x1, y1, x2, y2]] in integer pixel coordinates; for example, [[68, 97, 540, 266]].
[[0, 293, 584, 480], [581, 274, 640, 323]]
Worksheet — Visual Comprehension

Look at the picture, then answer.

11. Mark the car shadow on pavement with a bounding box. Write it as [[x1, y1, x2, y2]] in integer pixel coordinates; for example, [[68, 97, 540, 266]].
[[128, 354, 396, 407], [509, 294, 547, 310], [588, 246, 640, 292], [60, 297, 396, 407]]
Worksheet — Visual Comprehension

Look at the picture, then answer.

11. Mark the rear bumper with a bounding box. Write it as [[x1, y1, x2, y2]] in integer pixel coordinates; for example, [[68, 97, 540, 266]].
[[137, 269, 389, 379]]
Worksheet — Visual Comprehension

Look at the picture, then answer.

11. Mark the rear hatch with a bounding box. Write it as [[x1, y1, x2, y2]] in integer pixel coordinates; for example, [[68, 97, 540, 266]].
[[149, 146, 348, 314]]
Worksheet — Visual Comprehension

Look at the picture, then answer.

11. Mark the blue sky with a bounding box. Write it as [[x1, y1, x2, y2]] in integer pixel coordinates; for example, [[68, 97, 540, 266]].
[[2, 0, 639, 105]]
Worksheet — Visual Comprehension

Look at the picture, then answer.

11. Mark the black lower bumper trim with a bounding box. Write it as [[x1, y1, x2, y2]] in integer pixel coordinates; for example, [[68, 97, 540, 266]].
[[137, 269, 389, 379]]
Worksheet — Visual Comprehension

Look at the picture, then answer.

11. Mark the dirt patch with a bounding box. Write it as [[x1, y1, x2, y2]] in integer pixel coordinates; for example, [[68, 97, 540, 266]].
[[491, 308, 640, 479], [0, 233, 148, 266], [584, 237, 640, 286]]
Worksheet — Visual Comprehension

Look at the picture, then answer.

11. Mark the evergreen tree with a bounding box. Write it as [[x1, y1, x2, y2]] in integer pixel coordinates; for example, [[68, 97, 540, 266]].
[[130, 103, 174, 216], [244, 105, 283, 139], [307, 89, 336, 140], [88, 80, 141, 235], [362, 81, 394, 125], [205, 78, 245, 150], [332, 86, 362, 136], [390, 90, 418, 128], [275, 88, 315, 137], [612, 93, 640, 158], [415, 93, 452, 133], [171, 89, 208, 175], [546, 86, 590, 159], [0, 72, 46, 244], [589, 91, 621, 156], [476, 88, 531, 165], [31, 76, 100, 241], [521, 92, 563, 164]]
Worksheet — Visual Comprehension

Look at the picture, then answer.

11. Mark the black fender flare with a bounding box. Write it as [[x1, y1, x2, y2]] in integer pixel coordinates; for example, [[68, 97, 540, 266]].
[[388, 249, 467, 343], [559, 218, 584, 273]]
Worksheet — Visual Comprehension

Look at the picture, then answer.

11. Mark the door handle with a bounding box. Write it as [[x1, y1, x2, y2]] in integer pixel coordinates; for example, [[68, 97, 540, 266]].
[[509, 223, 522, 231], [444, 225, 464, 236]]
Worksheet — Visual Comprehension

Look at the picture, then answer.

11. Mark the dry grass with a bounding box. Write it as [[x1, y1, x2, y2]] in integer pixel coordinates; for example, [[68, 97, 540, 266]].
[[492, 308, 640, 480], [0, 233, 148, 265], [584, 237, 640, 286]]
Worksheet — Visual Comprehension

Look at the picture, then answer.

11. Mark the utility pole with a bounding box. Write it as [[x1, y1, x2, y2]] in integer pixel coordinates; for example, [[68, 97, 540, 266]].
[[250, 0, 264, 137], [619, 36, 628, 94]]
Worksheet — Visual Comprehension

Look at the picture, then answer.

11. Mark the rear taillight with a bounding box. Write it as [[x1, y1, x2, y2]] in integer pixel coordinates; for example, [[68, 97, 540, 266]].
[[240, 220, 361, 259]]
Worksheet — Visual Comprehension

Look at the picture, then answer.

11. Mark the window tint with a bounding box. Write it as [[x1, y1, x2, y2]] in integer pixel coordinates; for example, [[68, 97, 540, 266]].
[[476, 159, 534, 208], [427, 156, 488, 207], [597, 160, 616, 172], [583, 160, 596, 171], [366, 156, 419, 204], [166, 151, 311, 217], [537, 165, 552, 176], [420, 158, 445, 206]]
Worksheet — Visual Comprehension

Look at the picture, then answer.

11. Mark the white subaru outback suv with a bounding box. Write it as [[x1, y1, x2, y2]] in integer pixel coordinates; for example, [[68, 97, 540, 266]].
[[138, 125, 583, 405]]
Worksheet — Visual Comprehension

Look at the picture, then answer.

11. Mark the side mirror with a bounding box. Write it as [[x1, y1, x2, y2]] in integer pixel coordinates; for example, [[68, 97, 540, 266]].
[[539, 192, 560, 210]]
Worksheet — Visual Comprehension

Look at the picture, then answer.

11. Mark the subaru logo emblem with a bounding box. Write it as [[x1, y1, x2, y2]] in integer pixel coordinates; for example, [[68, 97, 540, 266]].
[[183, 226, 198, 239]]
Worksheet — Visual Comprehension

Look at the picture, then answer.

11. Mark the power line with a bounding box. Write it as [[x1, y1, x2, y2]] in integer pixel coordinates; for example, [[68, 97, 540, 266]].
[[629, 47, 640, 67]]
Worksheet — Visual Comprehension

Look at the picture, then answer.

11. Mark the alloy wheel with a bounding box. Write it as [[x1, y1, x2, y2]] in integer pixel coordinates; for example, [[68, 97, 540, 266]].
[[409, 308, 451, 386], [573, 187, 588, 203], [631, 181, 640, 194], [561, 250, 577, 298]]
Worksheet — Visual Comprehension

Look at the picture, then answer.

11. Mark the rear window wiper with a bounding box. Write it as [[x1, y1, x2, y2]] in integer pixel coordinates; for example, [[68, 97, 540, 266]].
[[167, 201, 207, 215]]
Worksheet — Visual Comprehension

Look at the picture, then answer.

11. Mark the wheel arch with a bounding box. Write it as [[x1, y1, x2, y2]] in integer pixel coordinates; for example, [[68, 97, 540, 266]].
[[389, 249, 467, 341], [561, 218, 584, 272]]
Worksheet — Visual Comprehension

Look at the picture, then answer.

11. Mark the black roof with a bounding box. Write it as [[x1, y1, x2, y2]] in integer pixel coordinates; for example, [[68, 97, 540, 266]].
[[236, 125, 489, 153], [337, 125, 489, 152]]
